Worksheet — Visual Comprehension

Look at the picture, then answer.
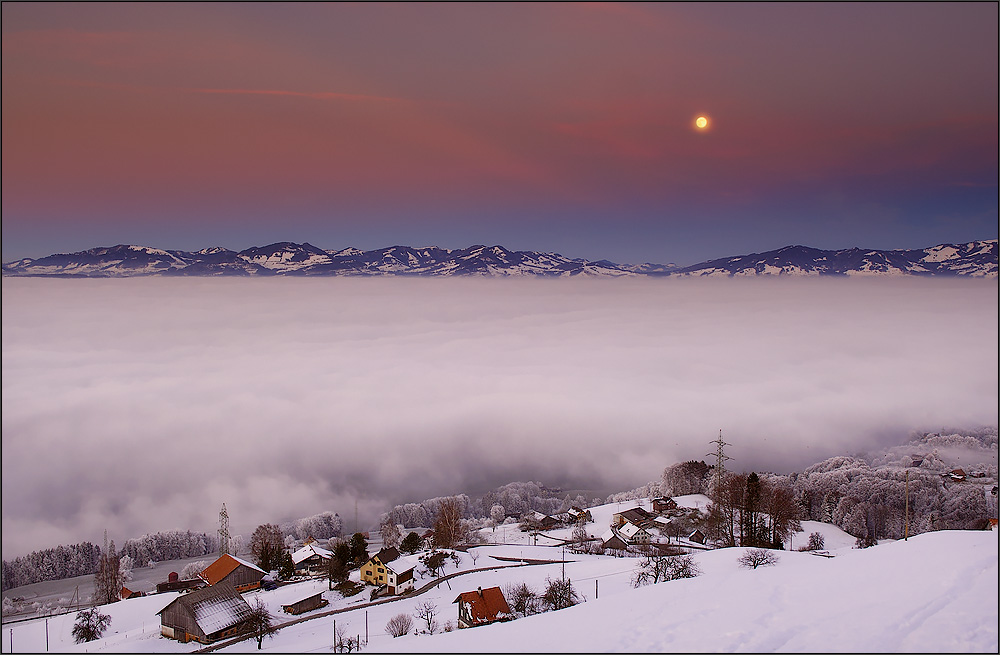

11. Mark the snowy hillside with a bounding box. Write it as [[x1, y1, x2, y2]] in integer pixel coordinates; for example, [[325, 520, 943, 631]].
[[3, 513, 995, 653]]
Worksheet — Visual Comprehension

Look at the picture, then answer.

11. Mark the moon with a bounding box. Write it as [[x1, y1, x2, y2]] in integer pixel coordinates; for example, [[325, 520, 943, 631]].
[[695, 116, 709, 129]]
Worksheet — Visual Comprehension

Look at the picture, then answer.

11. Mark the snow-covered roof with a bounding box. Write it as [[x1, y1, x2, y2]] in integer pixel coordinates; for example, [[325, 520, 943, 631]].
[[619, 522, 648, 539], [653, 516, 672, 526], [385, 554, 419, 575], [292, 543, 332, 565], [157, 582, 252, 636]]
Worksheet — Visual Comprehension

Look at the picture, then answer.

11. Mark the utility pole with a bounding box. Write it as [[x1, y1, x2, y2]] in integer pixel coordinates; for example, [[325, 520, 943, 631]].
[[904, 469, 910, 541]]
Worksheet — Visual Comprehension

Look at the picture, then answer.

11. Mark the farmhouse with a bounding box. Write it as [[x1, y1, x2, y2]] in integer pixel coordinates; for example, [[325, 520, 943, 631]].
[[360, 547, 401, 587], [199, 553, 266, 592], [453, 586, 512, 628], [568, 506, 593, 523], [652, 496, 678, 513], [157, 581, 253, 644], [601, 528, 630, 552], [291, 543, 333, 573], [618, 521, 652, 545], [384, 555, 418, 595], [612, 507, 654, 528]]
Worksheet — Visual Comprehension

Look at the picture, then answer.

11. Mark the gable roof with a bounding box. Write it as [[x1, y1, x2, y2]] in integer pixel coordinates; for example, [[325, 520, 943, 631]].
[[158, 581, 252, 636], [372, 547, 400, 565], [617, 507, 652, 524], [385, 554, 419, 575], [199, 553, 265, 586], [619, 522, 649, 539], [292, 543, 332, 566], [453, 586, 511, 624]]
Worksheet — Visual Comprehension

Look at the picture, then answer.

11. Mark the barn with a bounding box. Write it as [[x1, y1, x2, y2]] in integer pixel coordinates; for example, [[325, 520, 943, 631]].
[[199, 553, 266, 592], [157, 581, 253, 644]]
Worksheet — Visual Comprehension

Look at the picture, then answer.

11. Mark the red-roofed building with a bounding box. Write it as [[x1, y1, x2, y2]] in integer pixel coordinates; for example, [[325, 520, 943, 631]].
[[198, 554, 265, 592], [453, 586, 512, 628]]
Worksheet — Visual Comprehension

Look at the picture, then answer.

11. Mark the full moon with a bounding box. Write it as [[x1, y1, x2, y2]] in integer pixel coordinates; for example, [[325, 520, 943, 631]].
[[696, 116, 709, 129]]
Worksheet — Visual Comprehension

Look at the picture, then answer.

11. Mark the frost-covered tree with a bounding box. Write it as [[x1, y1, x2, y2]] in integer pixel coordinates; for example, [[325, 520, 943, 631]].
[[249, 524, 284, 572], [379, 515, 402, 550]]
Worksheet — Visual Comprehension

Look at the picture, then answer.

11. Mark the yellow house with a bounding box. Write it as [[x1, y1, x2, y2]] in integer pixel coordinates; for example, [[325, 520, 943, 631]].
[[360, 547, 400, 587], [360, 547, 417, 595]]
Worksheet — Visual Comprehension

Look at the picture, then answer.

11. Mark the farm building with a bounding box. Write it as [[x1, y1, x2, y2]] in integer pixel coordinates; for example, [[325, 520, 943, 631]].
[[360, 547, 401, 587], [291, 543, 333, 573], [383, 555, 419, 595], [199, 553, 266, 592], [612, 507, 654, 528], [652, 496, 678, 513], [156, 571, 204, 593], [601, 528, 630, 552], [618, 521, 652, 545], [568, 506, 593, 523], [282, 592, 328, 615], [453, 586, 512, 628], [157, 581, 253, 644]]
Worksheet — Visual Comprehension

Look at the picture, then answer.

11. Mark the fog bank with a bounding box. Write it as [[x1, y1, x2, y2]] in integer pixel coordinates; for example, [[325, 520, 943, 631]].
[[2, 276, 997, 559]]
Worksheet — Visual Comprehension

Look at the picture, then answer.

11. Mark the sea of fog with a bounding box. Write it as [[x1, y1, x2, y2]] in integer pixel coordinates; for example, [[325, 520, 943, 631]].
[[2, 276, 997, 559]]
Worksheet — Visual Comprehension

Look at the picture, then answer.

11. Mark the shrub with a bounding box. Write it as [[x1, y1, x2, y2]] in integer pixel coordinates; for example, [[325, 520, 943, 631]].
[[738, 548, 779, 569], [385, 613, 413, 638]]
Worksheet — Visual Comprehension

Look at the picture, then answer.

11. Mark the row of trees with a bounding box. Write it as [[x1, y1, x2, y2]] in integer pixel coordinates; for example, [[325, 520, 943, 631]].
[[2, 541, 102, 591]]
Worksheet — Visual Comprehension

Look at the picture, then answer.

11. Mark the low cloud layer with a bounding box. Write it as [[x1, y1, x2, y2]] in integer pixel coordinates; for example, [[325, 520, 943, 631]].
[[2, 276, 997, 558]]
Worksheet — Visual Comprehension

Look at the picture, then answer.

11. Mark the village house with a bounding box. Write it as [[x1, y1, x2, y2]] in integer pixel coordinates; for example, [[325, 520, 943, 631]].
[[119, 586, 144, 600], [523, 510, 559, 530], [612, 507, 654, 528], [600, 528, 630, 552], [453, 586, 512, 628], [282, 592, 328, 615], [568, 506, 593, 523], [652, 497, 678, 513], [383, 555, 418, 595], [157, 581, 253, 644], [360, 547, 401, 588], [199, 553, 266, 593], [618, 521, 652, 545], [291, 543, 333, 574]]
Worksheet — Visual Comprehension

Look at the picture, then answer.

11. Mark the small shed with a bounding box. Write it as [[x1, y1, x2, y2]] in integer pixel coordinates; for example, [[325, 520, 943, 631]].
[[120, 586, 145, 600], [157, 581, 253, 644], [688, 529, 706, 544], [282, 592, 328, 615], [453, 586, 512, 628]]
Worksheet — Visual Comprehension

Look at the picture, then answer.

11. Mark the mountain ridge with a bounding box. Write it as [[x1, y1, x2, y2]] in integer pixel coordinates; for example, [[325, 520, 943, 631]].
[[3, 239, 996, 278]]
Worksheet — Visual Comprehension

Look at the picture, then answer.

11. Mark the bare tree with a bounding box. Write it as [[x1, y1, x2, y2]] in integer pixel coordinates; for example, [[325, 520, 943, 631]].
[[432, 498, 464, 549], [334, 623, 362, 652], [246, 597, 277, 649], [413, 600, 439, 634], [93, 532, 122, 606], [633, 553, 701, 587], [540, 577, 579, 612], [469, 550, 480, 567], [502, 581, 539, 617], [249, 524, 284, 572], [738, 548, 779, 569], [385, 613, 413, 638], [72, 607, 111, 643]]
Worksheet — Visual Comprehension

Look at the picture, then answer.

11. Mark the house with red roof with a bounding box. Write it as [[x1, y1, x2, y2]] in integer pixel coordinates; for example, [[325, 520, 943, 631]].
[[453, 586, 512, 629], [198, 553, 265, 593]]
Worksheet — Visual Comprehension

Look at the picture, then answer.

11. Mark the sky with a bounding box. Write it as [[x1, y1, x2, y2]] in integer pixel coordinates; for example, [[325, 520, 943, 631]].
[[2, 508, 997, 652], [2, 276, 997, 559], [2, 2, 997, 266]]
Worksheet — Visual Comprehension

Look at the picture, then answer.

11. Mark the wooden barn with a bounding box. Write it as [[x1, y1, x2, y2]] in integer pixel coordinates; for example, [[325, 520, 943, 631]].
[[199, 553, 266, 592], [157, 581, 253, 644], [282, 592, 328, 615]]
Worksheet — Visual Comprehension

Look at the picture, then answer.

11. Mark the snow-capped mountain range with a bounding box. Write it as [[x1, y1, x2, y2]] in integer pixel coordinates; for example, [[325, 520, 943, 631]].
[[2, 239, 996, 278]]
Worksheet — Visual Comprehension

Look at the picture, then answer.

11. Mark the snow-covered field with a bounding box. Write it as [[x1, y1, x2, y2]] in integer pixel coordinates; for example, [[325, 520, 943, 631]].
[[3, 499, 996, 653]]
